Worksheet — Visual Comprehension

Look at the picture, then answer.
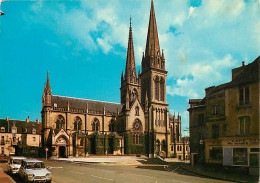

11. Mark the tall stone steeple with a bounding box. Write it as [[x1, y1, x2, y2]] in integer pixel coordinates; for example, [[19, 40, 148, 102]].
[[42, 72, 52, 107], [120, 18, 141, 106], [145, 0, 160, 58], [142, 0, 165, 71], [140, 0, 169, 157], [125, 17, 137, 84]]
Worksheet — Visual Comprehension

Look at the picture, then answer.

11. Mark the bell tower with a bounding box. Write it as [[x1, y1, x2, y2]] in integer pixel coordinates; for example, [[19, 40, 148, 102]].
[[140, 0, 169, 157], [41, 72, 52, 147], [120, 18, 141, 108]]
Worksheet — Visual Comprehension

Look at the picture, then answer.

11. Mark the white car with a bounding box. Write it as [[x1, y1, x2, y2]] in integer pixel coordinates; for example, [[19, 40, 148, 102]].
[[18, 159, 52, 183], [8, 156, 26, 174]]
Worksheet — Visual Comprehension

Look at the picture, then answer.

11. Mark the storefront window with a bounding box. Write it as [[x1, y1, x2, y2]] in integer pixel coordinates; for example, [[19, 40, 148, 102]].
[[250, 154, 259, 167], [233, 148, 247, 165], [210, 147, 223, 160]]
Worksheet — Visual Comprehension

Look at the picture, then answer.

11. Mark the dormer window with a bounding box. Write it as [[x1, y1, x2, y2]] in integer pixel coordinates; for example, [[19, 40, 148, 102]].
[[12, 127, 17, 134], [32, 128, 36, 134]]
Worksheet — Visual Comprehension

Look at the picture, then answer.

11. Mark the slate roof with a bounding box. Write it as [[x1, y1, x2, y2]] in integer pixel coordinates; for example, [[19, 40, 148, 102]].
[[51, 95, 123, 115], [0, 119, 42, 134]]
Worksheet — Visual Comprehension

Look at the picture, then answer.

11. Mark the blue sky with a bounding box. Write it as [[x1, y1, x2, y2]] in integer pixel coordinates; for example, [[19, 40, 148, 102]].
[[0, 0, 259, 136]]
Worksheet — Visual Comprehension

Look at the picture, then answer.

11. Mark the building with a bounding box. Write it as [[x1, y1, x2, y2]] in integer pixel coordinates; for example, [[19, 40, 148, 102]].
[[169, 114, 190, 160], [41, 1, 175, 158], [0, 117, 41, 157], [188, 57, 259, 173]]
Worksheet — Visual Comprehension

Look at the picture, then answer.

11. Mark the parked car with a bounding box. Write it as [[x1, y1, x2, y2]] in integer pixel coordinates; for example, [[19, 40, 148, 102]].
[[0, 154, 8, 162], [8, 156, 26, 174], [18, 159, 52, 183]]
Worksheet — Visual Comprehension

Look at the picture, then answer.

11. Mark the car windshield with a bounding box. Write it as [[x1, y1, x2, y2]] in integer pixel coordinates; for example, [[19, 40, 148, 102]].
[[26, 162, 45, 169], [12, 159, 22, 164]]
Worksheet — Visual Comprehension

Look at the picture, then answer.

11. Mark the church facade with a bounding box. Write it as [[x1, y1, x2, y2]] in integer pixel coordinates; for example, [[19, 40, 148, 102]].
[[42, 1, 176, 158]]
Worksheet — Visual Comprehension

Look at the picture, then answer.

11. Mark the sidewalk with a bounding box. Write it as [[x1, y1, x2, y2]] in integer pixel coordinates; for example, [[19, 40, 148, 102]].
[[178, 163, 259, 183], [50, 156, 146, 165], [0, 168, 15, 183]]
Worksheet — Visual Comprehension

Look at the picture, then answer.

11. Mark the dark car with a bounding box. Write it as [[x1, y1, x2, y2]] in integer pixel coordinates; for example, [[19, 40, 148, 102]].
[[0, 154, 8, 162]]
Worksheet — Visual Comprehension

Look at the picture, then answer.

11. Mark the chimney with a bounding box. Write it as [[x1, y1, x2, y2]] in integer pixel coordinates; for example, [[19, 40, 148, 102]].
[[36, 118, 39, 124], [26, 116, 30, 122], [242, 61, 245, 66], [6, 116, 9, 121]]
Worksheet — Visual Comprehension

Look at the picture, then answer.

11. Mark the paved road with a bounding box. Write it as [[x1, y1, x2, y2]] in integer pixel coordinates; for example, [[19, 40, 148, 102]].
[[39, 160, 231, 183]]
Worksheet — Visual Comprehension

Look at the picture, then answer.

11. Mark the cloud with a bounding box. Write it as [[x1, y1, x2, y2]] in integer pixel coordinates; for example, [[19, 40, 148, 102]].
[[24, 0, 259, 134]]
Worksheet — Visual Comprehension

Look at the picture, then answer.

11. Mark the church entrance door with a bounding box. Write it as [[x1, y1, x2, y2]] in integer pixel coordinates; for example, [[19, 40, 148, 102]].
[[59, 146, 66, 158]]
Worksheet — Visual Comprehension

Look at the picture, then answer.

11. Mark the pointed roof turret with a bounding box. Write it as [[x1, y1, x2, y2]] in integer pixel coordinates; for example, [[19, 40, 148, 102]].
[[125, 17, 137, 84], [45, 71, 51, 94], [145, 0, 160, 58]]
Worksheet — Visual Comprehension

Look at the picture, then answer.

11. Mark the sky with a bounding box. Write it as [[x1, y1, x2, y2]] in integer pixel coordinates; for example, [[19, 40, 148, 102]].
[[0, 0, 259, 136]]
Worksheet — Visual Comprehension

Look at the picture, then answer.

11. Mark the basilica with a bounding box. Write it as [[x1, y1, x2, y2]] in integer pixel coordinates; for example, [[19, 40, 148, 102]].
[[41, 1, 185, 158]]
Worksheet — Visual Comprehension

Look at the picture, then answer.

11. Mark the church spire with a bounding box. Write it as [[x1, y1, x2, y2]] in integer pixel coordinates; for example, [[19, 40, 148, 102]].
[[145, 0, 160, 58], [45, 71, 51, 94], [125, 17, 137, 84]]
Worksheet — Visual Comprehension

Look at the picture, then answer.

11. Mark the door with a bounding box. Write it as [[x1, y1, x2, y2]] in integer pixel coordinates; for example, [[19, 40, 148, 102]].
[[59, 146, 66, 158]]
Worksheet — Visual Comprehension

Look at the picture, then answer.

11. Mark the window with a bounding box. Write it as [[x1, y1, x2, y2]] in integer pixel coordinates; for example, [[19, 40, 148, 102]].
[[212, 124, 219, 139], [0, 127, 5, 132], [223, 124, 227, 136], [135, 106, 139, 116], [13, 137, 16, 142], [80, 139, 84, 146], [32, 128, 36, 134], [109, 120, 114, 132], [180, 146, 182, 151], [239, 116, 250, 135], [56, 115, 65, 130], [233, 148, 248, 165], [132, 119, 142, 144], [74, 116, 82, 131], [33, 137, 36, 142], [171, 145, 173, 151], [177, 146, 179, 151], [160, 78, 164, 101], [1, 136, 4, 145], [198, 114, 204, 125], [239, 87, 250, 105], [211, 105, 219, 115], [1, 147, 4, 154], [132, 89, 138, 101], [12, 127, 17, 134], [210, 147, 223, 160], [154, 76, 159, 100], [92, 118, 100, 131]]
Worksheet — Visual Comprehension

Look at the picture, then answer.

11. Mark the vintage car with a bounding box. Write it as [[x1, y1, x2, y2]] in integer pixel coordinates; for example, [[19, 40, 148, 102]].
[[0, 154, 8, 162], [8, 156, 26, 174], [18, 159, 52, 183]]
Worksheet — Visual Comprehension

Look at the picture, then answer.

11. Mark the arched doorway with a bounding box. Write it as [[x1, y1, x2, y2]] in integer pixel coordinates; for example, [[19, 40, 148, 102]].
[[56, 136, 68, 158], [59, 146, 66, 158]]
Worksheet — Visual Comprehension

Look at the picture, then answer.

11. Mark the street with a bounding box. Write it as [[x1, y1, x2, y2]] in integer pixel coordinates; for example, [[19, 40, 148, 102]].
[[2, 160, 231, 183]]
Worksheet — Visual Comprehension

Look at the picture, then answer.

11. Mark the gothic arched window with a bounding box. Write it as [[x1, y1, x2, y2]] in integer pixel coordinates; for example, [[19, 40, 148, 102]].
[[154, 76, 159, 100], [109, 120, 114, 132], [132, 89, 138, 101], [74, 116, 82, 131], [132, 119, 142, 144], [160, 78, 164, 101], [92, 118, 100, 132], [56, 115, 65, 130]]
